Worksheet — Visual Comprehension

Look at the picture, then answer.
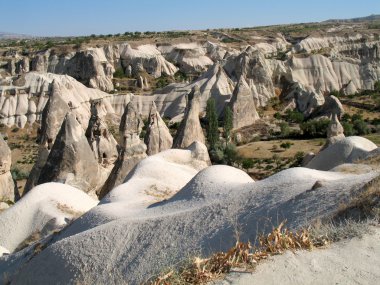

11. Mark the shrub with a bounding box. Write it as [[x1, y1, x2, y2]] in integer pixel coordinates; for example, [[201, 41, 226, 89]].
[[11, 167, 29, 181], [284, 109, 304, 123], [342, 122, 355, 136], [242, 158, 255, 171], [300, 119, 330, 138], [280, 141, 293, 149], [279, 122, 290, 137], [375, 81, 380, 92], [353, 119, 369, 135], [113, 68, 125, 78]]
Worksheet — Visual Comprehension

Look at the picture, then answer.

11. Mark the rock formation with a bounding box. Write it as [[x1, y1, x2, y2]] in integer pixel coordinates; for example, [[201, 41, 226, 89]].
[[281, 81, 345, 119], [229, 76, 259, 129], [38, 112, 106, 196], [144, 102, 173, 155], [99, 101, 147, 198], [224, 46, 276, 106], [85, 100, 118, 168], [173, 86, 205, 148], [325, 114, 345, 147], [0, 136, 16, 202], [120, 44, 178, 78]]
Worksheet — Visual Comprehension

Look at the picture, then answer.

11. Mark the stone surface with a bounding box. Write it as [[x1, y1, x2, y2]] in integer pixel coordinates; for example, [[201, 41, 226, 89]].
[[144, 102, 173, 155], [0, 136, 16, 202], [229, 76, 259, 129], [325, 113, 345, 147], [99, 101, 147, 198], [85, 100, 118, 168], [38, 112, 105, 196], [173, 86, 205, 148]]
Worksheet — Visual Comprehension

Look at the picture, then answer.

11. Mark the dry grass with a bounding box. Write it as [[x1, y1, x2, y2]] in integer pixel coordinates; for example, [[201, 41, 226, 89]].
[[56, 202, 84, 218], [148, 221, 329, 285]]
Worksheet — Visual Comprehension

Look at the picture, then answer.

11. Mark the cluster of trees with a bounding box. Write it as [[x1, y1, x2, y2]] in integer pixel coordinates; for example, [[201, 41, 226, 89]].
[[205, 98, 237, 165]]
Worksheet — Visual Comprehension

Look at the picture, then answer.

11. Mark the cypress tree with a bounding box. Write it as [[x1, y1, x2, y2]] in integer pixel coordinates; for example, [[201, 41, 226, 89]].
[[206, 98, 218, 150]]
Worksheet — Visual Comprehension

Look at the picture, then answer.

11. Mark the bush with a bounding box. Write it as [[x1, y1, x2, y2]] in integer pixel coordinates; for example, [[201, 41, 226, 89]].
[[279, 122, 290, 137], [300, 119, 330, 138], [284, 109, 304, 124], [11, 167, 29, 181], [113, 68, 125, 78], [242, 158, 255, 171], [342, 122, 355, 136], [280, 141, 293, 149], [353, 119, 369, 135]]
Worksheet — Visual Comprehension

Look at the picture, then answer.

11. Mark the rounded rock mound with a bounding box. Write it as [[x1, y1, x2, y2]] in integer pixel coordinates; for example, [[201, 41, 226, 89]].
[[306, 136, 377, 171]]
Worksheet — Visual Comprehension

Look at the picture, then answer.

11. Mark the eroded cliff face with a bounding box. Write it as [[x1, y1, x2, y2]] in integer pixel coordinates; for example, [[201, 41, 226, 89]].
[[1, 27, 380, 127], [0, 135, 16, 202]]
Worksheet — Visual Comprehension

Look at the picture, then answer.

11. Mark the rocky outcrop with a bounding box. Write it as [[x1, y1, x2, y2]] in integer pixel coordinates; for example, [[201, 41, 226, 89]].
[[224, 46, 276, 106], [281, 81, 344, 119], [0, 72, 115, 127], [120, 44, 178, 78], [63, 48, 115, 92], [0, 136, 16, 202], [161, 43, 214, 74], [229, 77, 259, 129], [324, 113, 345, 148], [85, 100, 118, 168], [99, 102, 147, 198], [173, 86, 205, 148], [24, 76, 115, 192], [144, 102, 173, 155], [38, 112, 106, 196]]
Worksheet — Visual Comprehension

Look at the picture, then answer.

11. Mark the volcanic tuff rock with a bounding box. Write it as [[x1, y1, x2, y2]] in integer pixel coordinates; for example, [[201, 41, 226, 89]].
[[324, 113, 345, 148], [144, 102, 173, 155], [224, 46, 276, 106], [173, 86, 205, 148], [229, 76, 259, 129], [120, 44, 178, 78], [99, 101, 147, 198], [280, 80, 345, 119], [85, 100, 118, 168], [0, 136, 16, 202], [161, 43, 214, 74], [37, 112, 107, 196], [306, 136, 377, 171], [4, 162, 377, 284]]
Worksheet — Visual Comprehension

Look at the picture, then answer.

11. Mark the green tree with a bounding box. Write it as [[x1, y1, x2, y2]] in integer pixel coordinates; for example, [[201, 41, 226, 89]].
[[223, 106, 233, 145], [279, 122, 290, 137], [206, 98, 219, 150]]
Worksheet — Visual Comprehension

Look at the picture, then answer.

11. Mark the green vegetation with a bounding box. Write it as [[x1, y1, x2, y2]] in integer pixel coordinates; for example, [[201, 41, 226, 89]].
[[11, 167, 30, 181], [206, 98, 219, 150], [300, 119, 330, 138], [113, 68, 125, 78]]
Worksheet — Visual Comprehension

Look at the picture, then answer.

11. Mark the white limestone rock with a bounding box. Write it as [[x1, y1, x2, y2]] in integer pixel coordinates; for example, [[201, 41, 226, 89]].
[[173, 86, 205, 148], [144, 102, 173, 155], [229, 76, 259, 129]]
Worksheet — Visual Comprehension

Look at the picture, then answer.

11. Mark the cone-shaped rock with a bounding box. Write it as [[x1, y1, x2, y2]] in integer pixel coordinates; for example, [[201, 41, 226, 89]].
[[99, 102, 147, 198], [85, 100, 118, 168], [144, 102, 173, 155], [229, 77, 259, 129], [0, 136, 16, 202], [322, 113, 345, 149], [38, 112, 104, 196], [173, 86, 205, 148], [24, 80, 71, 193]]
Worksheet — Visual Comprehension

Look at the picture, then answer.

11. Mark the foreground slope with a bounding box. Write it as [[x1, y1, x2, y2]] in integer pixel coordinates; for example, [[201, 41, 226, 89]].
[[216, 226, 380, 285], [2, 162, 377, 284]]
